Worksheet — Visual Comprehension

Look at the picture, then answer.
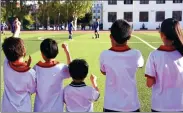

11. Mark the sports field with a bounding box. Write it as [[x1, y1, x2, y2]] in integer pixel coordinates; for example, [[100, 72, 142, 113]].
[[1, 30, 163, 112]]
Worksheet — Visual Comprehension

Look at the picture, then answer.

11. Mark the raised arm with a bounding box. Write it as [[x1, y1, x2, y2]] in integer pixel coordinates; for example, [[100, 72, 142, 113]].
[[62, 43, 72, 65], [90, 74, 99, 92]]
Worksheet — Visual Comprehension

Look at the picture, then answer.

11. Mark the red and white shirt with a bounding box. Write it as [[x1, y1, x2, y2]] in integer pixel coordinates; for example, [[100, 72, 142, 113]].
[[100, 45, 144, 111], [33, 61, 70, 112], [145, 45, 183, 111]]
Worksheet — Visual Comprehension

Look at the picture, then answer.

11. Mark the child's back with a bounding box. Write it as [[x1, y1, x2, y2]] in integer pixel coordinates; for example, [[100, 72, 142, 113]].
[[100, 19, 144, 112], [34, 62, 69, 112], [33, 39, 70, 112], [2, 37, 36, 112]]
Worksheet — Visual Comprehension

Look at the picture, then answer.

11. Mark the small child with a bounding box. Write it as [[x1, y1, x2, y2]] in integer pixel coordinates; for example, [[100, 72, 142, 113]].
[[93, 18, 100, 39], [64, 59, 100, 112], [33, 38, 71, 112], [145, 18, 183, 112], [99, 19, 144, 112], [2, 37, 36, 112], [68, 20, 73, 40]]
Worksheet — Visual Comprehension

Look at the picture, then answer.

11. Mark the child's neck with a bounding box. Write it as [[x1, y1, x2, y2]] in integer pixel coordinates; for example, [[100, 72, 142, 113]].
[[12, 57, 24, 63], [45, 58, 55, 63], [113, 42, 127, 47], [163, 41, 174, 47], [73, 79, 84, 83]]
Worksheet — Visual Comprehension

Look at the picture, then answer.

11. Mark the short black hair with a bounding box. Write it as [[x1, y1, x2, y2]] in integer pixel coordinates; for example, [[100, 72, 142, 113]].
[[110, 19, 132, 44], [40, 38, 58, 59], [2, 37, 26, 62], [68, 59, 89, 80]]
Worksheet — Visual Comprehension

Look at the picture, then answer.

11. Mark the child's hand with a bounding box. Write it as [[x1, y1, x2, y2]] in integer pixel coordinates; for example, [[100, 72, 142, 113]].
[[62, 43, 69, 52], [25, 55, 31, 67], [90, 74, 97, 82]]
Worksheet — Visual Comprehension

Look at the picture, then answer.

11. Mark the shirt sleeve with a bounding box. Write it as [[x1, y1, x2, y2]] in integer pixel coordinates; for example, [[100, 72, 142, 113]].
[[99, 52, 106, 73], [28, 69, 37, 94], [61, 65, 70, 79], [90, 87, 100, 102], [145, 53, 156, 78], [137, 51, 144, 68]]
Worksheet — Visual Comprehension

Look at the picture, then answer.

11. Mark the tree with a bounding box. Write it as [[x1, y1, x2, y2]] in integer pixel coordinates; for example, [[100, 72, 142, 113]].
[[66, 0, 92, 30]]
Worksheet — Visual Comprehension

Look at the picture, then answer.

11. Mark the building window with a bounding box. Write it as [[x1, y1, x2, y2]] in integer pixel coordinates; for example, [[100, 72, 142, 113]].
[[124, 0, 133, 4], [93, 10, 95, 13], [156, 11, 165, 22], [97, 4, 99, 6], [140, 0, 149, 4], [93, 16, 96, 19], [108, 12, 117, 22], [156, 0, 165, 4], [108, 0, 117, 5], [98, 16, 100, 19], [124, 12, 133, 22], [173, 0, 182, 3], [139, 12, 149, 22], [98, 10, 100, 13], [173, 11, 182, 21]]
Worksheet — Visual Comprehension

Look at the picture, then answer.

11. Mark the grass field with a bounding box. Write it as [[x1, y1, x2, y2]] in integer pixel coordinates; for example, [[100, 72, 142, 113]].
[[1, 30, 163, 112]]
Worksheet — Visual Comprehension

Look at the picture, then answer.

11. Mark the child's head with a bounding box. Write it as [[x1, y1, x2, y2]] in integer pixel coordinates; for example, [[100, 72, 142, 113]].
[[110, 19, 132, 45], [69, 59, 89, 81], [2, 37, 26, 62], [160, 18, 183, 55], [40, 38, 58, 61]]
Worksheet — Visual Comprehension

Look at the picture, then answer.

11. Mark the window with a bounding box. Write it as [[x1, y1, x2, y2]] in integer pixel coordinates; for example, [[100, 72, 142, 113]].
[[98, 10, 100, 13], [98, 16, 100, 19], [156, 0, 165, 4], [97, 4, 99, 6], [173, 0, 182, 3], [124, 0, 133, 4], [139, 12, 149, 22], [140, 0, 149, 4], [173, 11, 182, 21], [93, 10, 95, 13], [93, 16, 96, 19], [108, 0, 117, 5], [124, 12, 133, 22], [108, 12, 117, 22], [156, 11, 165, 22]]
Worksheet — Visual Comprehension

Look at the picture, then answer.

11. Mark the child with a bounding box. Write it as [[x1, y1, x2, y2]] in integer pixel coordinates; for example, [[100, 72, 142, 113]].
[[99, 19, 144, 112], [68, 20, 73, 40], [145, 18, 183, 112], [2, 37, 36, 112], [13, 17, 21, 38], [64, 59, 100, 112], [33, 38, 71, 112], [93, 18, 100, 39]]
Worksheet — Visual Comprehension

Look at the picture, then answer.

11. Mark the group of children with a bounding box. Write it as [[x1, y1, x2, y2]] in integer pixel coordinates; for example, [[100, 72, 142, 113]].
[[1, 18, 183, 112]]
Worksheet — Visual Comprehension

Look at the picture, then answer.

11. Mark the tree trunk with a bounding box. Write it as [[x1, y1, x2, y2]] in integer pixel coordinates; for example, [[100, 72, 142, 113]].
[[73, 17, 77, 31]]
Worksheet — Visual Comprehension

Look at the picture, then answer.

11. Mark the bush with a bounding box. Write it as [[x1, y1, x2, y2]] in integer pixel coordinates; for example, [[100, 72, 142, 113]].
[[23, 14, 35, 30]]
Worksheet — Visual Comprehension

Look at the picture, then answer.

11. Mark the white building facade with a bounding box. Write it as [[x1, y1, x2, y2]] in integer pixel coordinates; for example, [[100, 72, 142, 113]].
[[92, 1, 103, 23], [103, 0, 183, 30]]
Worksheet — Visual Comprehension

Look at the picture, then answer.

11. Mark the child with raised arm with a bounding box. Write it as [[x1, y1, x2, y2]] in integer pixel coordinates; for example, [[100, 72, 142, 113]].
[[33, 38, 71, 112], [145, 18, 183, 112], [2, 37, 36, 112], [99, 19, 144, 112], [64, 59, 100, 112]]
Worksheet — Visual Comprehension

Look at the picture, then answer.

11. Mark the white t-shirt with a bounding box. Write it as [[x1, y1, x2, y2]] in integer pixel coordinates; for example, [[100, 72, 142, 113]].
[[100, 45, 144, 111], [13, 20, 21, 37], [2, 58, 36, 112], [145, 45, 183, 111], [64, 82, 100, 112], [33, 61, 70, 112]]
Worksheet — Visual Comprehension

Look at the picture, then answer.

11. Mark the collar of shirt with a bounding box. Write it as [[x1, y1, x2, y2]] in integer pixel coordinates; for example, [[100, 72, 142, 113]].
[[109, 45, 131, 52], [158, 45, 176, 52], [69, 81, 86, 87]]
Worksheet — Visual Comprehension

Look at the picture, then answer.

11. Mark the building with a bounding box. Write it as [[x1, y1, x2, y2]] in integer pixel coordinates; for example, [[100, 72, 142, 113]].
[[103, 0, 183, 30], [92, 0, 103, 23]]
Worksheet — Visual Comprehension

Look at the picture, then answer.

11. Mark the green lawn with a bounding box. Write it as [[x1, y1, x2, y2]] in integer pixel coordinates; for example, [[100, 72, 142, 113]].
[[1, 31, 163, 112]]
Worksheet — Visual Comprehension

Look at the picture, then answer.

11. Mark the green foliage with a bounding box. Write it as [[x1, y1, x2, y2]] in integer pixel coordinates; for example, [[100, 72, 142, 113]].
[[1, 7, 6, 22], [23, 14, 35, 30]]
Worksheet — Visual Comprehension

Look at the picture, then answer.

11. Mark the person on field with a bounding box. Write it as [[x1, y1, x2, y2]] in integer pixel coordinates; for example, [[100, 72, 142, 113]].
[[13, 17, 21, 37], [145, 18, 183, 112], [99, 19, 144, 112], [68, 20, 73, 40], [93, 19, 100, 39]]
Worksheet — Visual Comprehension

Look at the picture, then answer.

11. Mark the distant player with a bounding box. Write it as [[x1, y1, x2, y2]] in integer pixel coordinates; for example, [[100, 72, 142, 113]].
[[64, 59, 100, 112], [2, 37, 36, 112], [13, 17, 21, 37], [1, 22, 6, 35], [33, 39, 71, 112], [93, 19, 99, 39], [145, 18, 183, 112], [68, 20, 73, 40], [100, 19, 144, 112]]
